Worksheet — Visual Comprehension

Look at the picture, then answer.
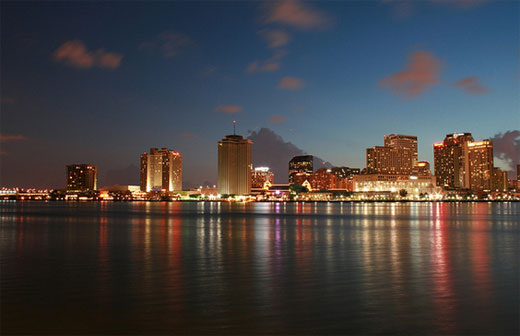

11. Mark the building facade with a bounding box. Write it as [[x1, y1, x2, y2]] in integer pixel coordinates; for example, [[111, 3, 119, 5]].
[[366, 146, 414, 175], [433, 133, 474, 189], [218, 134, 253, 195], [411, 161, 431, 176], [251, 167, 274, 189], [353, 174, 439, 196], [466, 140, 493, 191], [140, 148, 182, 192], [384, 134, 418, 166], [491, 167, 508, 192], [66, 164, 98, 192], [288, 155, 313, 184]]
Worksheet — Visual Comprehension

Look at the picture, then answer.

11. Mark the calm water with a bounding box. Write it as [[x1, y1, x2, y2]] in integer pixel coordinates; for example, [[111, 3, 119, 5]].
[[1, 201, 518, 335]]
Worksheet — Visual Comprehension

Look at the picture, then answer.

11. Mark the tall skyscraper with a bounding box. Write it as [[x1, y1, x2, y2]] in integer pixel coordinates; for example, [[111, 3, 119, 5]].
[[251, 167, 274, 189], [384, 134, 418, 165], [67, 164, 97, 192], [433, 133, 474, 189], [218, 125, 253, 195], [466, 140, 493, 191], [366, 146, 414, 175], [288, 155, 313, 184], [140, 148, 182, 192]]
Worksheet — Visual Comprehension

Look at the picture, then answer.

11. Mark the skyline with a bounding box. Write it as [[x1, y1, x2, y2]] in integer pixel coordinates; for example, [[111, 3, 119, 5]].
[[1, 1, 519, 188]]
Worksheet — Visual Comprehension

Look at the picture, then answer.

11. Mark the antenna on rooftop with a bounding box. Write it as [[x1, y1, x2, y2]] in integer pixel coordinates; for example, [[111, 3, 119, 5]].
[[233, 120, 236, 135]]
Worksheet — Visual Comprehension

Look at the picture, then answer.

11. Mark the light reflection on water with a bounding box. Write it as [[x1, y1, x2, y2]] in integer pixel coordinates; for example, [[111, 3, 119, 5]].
[[0, 201, 518, 334]]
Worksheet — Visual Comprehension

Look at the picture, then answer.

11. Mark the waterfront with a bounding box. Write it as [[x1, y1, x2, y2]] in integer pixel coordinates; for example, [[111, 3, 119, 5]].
[[1, 201, 519, 334]]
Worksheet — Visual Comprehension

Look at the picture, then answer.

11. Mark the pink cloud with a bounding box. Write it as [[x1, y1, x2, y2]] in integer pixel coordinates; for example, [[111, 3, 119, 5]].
[[430, 0, 487, 8], [269, 114, 287, 124], [246, 50, 287, 73], [264, 0, 331, 30], [1, 97, 15, 104], [453, 76, 489, 94], [180, 131, 198, 139], [0, 134, 27, 142], [214, 105, 243, 114], [379, 51, 441, 98], [54, 40, 122, 69], [258, 29, 291, 48], [278, 76, 306, 90]]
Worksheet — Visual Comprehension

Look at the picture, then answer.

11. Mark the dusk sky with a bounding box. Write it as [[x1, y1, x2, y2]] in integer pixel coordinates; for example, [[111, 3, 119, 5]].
[[1, 0, 519, 188]]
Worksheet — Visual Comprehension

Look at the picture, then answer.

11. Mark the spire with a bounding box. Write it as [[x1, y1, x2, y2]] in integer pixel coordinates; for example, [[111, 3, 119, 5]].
[[233, 120, 236, 135]]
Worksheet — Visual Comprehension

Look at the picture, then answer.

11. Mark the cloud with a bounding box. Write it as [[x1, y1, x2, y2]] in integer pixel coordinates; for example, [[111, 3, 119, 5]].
[[246, 50, 287, 73], [278, 76, 306, 90], [490, 130, 520, 176], [453, 76, 489, 95], [139, 31, 190, 58], [0, 134, 27, 142], [54, 40, 122, 69], [179, 131, 198, 139], [263, 0, 331, 30], [258, 29, 291, 48], [248, 128, 332, 183], [381, 0, 414, 19], [269, 114, 287, 124], [1, 97, 15, 104], [214, 105, 243, 114], [379, 51, 441, 98]]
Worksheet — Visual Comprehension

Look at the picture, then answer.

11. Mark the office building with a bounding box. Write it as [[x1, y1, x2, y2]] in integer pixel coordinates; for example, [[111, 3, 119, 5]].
[[411, 161, 431, 177], [289, 155, 313, 184], [140, 148, 182, 192], [491, 167, 508, 192], [251, 167, 274, 189], [366, 146, 414, 175], [384, 134, 418, 165], [433, 133, 474, 189], [218, 131, 253, 195], [66, 164, 98, 192], [467, 140, 493, 191]]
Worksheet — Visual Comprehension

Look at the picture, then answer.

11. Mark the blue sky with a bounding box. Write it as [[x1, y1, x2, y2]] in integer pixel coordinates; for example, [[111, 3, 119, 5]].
[[1, 0, 519, 188]]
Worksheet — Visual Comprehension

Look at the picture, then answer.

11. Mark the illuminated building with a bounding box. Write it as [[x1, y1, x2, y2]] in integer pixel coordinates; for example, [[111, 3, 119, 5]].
[[466, 140, 493, 191], [331, 167, 360, 190], [433, 133, 474, 189], [140, 148, 182, 192], [353, 174, 439, 196], [289, 155, 313, 184], [411, 161, 431, 176], [366, 146, 414, 175], [218, 127, 253, 195], [251, 167, 274, 189], [66, 164, 98, 192], [309, 168, 337, 190], [384, 134, 418, 165], [491, 167, 508, 192]]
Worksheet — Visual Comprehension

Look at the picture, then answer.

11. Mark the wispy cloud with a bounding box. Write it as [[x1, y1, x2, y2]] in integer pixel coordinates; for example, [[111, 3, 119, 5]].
[[278, 76, 306, 90], [214, 105, 243, 114], [379, 51, 441, 98], [0, 134, 27, 142], [179, 131, 198, 139], [54, 40, 122, 69], [140, 31, 190, 58], [269, 114, 287, 124], [0, 97, 16, 104], [263, 0, 331, 30], [381, 0, 414, 19], [246, 50, 287, 73], [453, 76, 489, 95], [258, 29, 291, 48]]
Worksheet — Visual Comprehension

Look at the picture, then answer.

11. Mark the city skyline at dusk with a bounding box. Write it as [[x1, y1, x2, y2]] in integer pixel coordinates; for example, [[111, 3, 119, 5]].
[[1, 1, 519, 189]]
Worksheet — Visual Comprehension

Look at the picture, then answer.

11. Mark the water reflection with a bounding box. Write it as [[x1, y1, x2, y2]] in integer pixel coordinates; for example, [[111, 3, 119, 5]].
[[0, 201, 518, 334]]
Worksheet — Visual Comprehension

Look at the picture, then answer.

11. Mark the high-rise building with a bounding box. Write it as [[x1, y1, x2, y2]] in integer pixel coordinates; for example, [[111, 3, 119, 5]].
[[433, 133, 474, 189], [491, 167, 508, 192], [384, 134, 418, 165], [466, 140, 493, 191], [366, 146, 414, 175], [218, 130, 253, 195], [66, 164, 97, 192], [330, 167, 361, 179], [251, 167, 274, 189], [289, 155, 313, 184], [140, 148, 182, 192]]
